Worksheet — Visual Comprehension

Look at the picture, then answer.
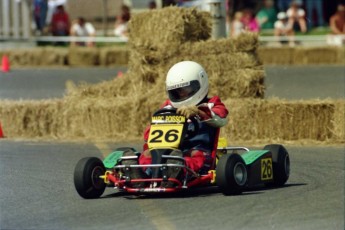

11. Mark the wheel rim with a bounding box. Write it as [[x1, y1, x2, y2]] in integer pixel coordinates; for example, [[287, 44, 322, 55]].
[[233, 162, 247, 186], [91, 166, 104, 189], [284, 155, 290, 177]]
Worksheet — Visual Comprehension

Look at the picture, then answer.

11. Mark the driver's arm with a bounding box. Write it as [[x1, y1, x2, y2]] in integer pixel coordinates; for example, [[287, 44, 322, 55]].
[[198, 96, 228, 128]]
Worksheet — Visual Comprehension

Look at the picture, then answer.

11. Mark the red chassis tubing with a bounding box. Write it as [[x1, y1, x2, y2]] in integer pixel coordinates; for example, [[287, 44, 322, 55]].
[[106, 169, 215, 193]]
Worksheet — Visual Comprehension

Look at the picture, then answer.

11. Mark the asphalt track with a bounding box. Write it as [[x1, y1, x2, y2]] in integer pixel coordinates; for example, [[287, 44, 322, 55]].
[[0, 65, 344, 229]]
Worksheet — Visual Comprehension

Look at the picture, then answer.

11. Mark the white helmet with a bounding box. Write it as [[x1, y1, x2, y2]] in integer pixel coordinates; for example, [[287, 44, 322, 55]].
[[166, 61, 209, 108]]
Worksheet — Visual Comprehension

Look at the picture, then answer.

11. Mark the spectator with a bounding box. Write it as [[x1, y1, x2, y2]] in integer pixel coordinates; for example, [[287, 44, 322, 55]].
[[114, 4, 131, 39], [46, 0, 67, 26], [242, 8, 260, 33], [70, 17, 96, 47], [327, 3, 345, 46], [148, 1, 157, 9], [256, 0, 277, 30], [33, 0, 48, 35], [230, 11, 244, 38], [286, 0, 307, 33], [330, 3, 345, 35], [51, 4, 70, 36], [274, 12, 295, 46], [305, 0, 325, 28]]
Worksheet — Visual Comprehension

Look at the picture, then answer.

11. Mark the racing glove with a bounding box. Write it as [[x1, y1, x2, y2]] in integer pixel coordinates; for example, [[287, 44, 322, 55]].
[[177, 105, 199, 118]]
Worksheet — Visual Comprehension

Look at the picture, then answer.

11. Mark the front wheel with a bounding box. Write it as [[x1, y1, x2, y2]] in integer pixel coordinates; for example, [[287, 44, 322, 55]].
[[74, 157, 106, 199], [264, 144, 290, 187], [216, 154, 248, 195]]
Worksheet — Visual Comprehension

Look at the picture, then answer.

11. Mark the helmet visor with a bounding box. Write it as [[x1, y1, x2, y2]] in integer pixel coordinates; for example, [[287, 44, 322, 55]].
[[167, 80, 200, 102]]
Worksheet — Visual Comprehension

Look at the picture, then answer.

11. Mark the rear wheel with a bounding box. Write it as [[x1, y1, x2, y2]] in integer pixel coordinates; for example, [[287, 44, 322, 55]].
[[264, 144, 290, 187], [216, 154, 247, 195], [74, 157, 106, 199]]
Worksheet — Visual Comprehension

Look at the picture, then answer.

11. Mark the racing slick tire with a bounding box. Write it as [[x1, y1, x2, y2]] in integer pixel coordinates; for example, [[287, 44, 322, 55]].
[[74, 157, 106, 199], [264, 144, 290, 187], [216, 154, 248, 195]]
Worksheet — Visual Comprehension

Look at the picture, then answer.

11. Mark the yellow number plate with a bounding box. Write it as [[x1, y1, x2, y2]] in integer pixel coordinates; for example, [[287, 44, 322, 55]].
[[147, 124, 183, 149], [261, 158, 273, 180]]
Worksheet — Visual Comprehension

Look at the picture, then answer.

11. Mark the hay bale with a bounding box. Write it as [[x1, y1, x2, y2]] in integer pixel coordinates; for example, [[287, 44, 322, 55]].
[[0, 48, 67, 67], [0, 100, 64, 138], [209, 68, 265, 99], [293, 47, 341, 65], [179, 39, 235, 56], [258, 46, 345, 65], [232, 32, 260, 52], [127, 7, 211, 71], [336, 46, 345, 65], [221, 99, 342, 143], [99, 46, 129, 66], [4, 49, 42, 66], [1, 97, 344, 143], [128, 7, 211, 50], [68, 47, 100, 66], [64, 70, 157, 99], [332, 100, 345, 141], [40, 47, 68, 66], [257, 46, 293, 65], [60, 98, 343, 142], [63, 96, 162, 140]]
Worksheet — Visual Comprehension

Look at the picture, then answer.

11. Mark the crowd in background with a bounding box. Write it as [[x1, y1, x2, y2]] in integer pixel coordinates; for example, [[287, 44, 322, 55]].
[[32, 0, 345, 46], [32, 0, 148, 46], [176, 0, 345, 45], [33, 0, 96, 46], [226, 0, 345, 46]]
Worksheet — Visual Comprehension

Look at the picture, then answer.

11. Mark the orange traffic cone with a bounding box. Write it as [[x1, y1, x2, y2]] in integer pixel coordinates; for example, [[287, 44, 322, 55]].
[[2, 55, 10, 72], [0, 122, 4, 138]]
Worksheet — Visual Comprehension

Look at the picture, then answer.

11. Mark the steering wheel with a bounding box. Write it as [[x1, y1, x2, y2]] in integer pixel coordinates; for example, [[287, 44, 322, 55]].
[[153, 107, 178, 116], [152, 107, 200, 138]]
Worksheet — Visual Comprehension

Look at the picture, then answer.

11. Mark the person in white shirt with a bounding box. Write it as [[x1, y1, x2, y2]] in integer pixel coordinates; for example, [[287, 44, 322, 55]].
[[274, 12, 295, 46], [70, 17, 96, 47], [230, 11, 244, 38], [286, 0, 307, 33]]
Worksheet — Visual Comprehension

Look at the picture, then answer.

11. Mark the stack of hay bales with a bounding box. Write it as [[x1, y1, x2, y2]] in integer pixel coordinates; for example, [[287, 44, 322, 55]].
[[127, 7, 264, 100], [62, 7, 266, 140], [0, 6, 344, 144]]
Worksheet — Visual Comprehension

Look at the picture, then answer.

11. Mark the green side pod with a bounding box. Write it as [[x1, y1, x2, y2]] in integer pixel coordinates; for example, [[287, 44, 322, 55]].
[[241, 150, 270, 165]]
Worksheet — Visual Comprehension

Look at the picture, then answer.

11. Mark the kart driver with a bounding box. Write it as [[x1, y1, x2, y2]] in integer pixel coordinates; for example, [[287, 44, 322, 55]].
[[124, 61, 229, 188]]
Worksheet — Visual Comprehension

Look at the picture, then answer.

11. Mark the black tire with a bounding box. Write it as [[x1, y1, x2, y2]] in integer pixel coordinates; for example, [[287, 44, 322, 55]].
[[264, 144, 290, 187], [216, 154, 248, 195], [74, 157, 106, 199]]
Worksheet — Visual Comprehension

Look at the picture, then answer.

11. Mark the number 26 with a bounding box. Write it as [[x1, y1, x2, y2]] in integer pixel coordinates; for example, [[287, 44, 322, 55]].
[[149, 129, 179, 143]]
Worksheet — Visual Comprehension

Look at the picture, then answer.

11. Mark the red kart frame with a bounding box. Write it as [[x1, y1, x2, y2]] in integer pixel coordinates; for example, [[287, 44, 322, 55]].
[[103, 129, 220, 193]]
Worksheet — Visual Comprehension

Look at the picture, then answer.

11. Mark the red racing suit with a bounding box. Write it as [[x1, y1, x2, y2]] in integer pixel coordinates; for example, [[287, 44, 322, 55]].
[[139, 96, 229, 173]]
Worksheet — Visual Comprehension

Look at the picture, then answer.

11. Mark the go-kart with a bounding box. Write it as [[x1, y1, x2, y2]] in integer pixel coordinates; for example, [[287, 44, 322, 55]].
[[74, 108, 290, 199]]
